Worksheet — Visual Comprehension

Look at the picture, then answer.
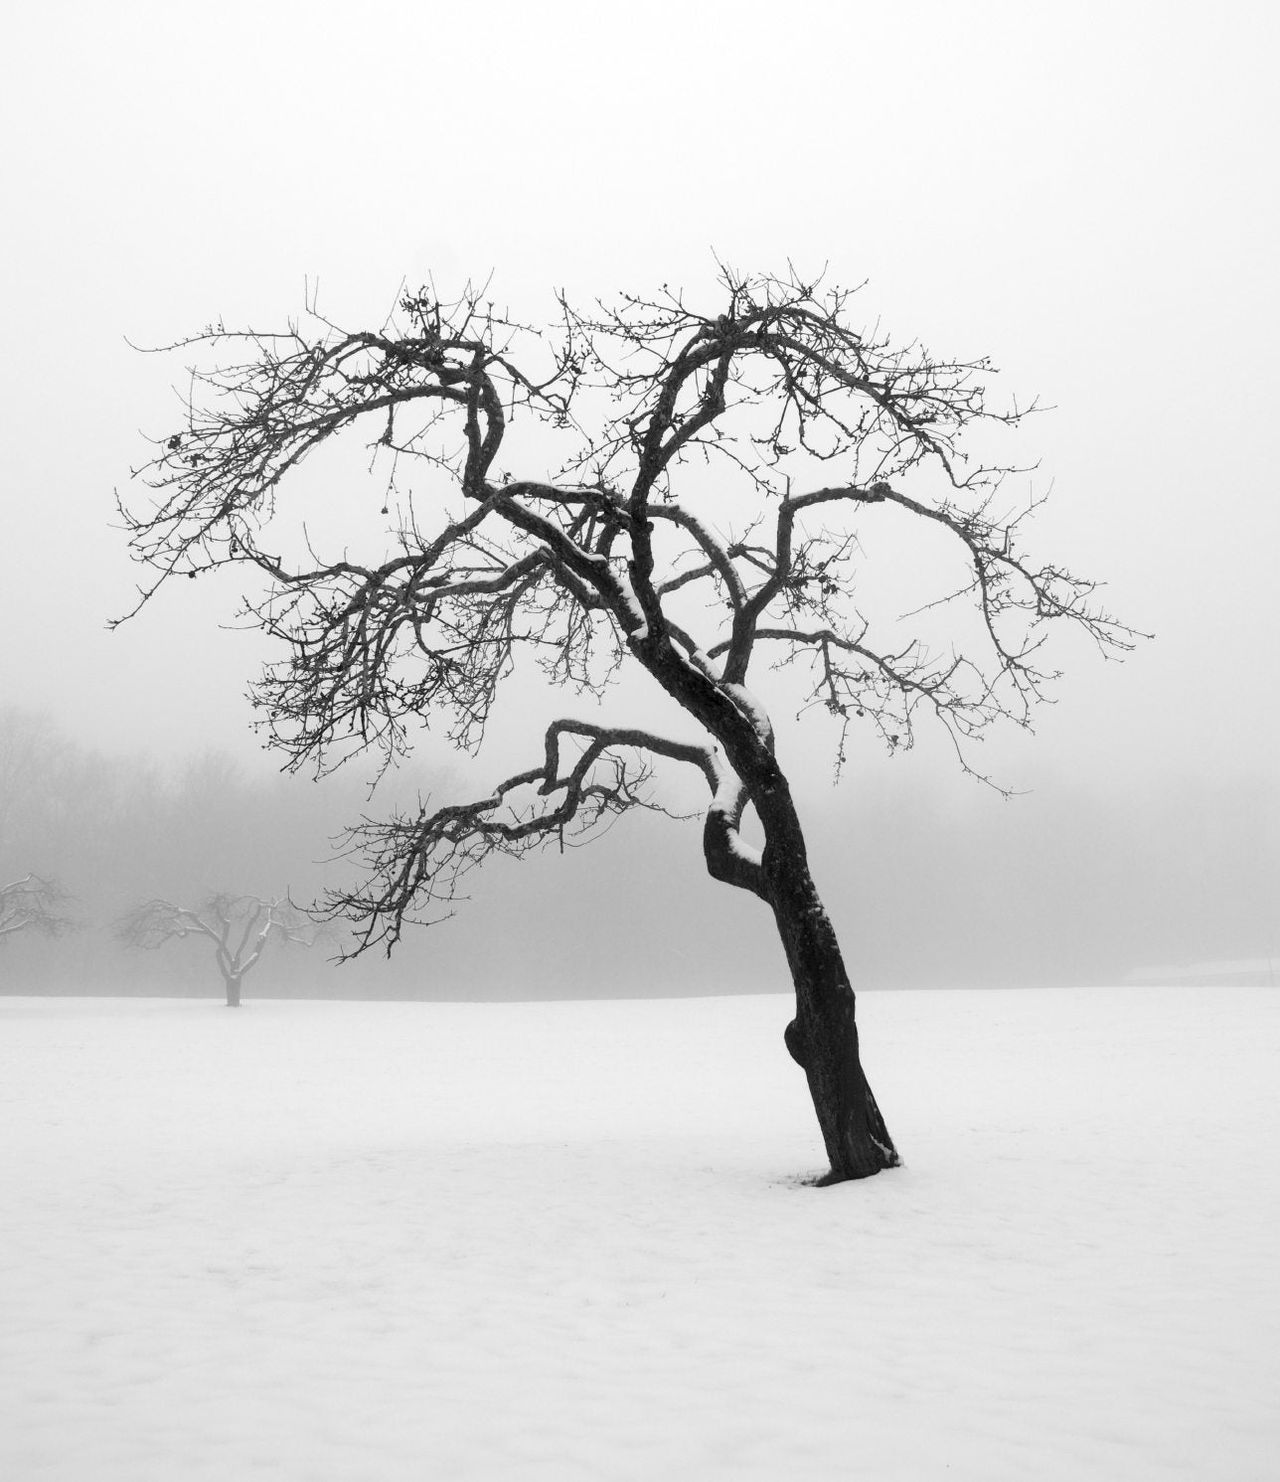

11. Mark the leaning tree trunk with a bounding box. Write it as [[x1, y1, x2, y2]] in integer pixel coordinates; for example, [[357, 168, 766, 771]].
[[756, 781, 899, 1182], [644, 644, 898, 1180], [224, 974, 242, 1008], [770, 867, 898, 1182]]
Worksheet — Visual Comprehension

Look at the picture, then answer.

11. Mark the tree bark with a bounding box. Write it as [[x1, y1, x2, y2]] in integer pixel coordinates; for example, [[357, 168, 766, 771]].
[[747, 775, 899, 1182], [224, 974, 242, 1007], [769, 869, 899, 1182]]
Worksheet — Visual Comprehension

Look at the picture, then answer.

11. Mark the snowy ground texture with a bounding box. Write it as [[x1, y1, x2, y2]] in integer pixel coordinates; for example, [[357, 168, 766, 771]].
[[3, 987, 1278, 1481]]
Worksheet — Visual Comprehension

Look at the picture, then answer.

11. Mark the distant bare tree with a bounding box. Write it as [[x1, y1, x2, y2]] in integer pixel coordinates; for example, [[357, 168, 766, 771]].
[[119, 265, 1138, 1178], [0, 874, 73, 941], [119, 893, 319, 1006]]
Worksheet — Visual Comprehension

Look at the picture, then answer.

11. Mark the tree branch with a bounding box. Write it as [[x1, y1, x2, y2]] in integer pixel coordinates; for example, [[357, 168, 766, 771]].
[[327, 716, 765, 951], [0, 874, 74, 940]]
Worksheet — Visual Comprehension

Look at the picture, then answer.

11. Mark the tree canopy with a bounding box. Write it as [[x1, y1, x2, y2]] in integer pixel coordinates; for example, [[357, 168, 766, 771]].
[[122, 266, 1132, 947]]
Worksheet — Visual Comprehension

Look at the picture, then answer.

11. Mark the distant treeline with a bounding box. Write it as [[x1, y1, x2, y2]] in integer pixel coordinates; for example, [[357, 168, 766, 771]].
[[2, 704, 1276, 997]]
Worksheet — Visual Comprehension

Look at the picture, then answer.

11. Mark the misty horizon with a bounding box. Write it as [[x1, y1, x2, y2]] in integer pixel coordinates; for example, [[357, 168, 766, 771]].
[[3, 701, 1275, 1001]]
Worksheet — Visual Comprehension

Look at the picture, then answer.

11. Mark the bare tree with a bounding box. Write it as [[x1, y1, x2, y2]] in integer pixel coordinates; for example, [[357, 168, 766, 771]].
[[0, 874, 73, 942], [119, 893, 319, 1006], [118, 266, 1137, 1179]]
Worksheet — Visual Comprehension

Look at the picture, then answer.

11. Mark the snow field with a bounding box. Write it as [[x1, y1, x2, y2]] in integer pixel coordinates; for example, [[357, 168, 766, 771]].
[[1, 987, 1277, 1480]]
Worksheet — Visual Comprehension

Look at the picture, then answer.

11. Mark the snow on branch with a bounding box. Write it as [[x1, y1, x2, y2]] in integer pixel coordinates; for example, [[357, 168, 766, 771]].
[[325, 718, 764, 952], [118, 892, 323, 978]]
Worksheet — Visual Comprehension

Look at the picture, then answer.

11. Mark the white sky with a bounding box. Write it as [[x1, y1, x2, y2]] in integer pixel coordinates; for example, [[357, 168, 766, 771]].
[[1, 0, 1277, 800]]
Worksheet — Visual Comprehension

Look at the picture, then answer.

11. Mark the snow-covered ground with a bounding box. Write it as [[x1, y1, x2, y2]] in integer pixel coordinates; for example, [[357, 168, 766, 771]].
[[2, 987, 1277, 1480]]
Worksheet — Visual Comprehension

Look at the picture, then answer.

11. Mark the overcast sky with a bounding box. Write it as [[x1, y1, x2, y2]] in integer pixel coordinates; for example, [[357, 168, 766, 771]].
[[1, 3, 1277, 983]]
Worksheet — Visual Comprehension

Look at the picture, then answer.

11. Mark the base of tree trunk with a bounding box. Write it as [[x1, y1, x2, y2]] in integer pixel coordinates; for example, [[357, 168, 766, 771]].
[[785, 1014, 900, 1183], [810, 1162, 895, 1187]]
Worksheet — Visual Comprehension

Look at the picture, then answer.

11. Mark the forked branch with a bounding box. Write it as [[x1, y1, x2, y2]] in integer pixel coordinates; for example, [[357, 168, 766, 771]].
[[327, 718, 764, 952]]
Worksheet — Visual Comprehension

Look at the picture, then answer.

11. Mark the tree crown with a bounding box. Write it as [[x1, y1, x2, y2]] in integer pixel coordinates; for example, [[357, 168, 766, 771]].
[[121, 266, 1137, 950]]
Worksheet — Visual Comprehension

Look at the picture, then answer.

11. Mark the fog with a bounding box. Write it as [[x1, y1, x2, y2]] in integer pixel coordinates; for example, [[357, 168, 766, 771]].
[[3, 702, 1274, 997], [2, 3, 1277, 997]]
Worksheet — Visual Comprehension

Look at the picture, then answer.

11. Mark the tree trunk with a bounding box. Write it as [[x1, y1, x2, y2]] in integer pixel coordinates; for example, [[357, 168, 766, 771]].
[[224, 974, 242, 1007], [770, 873, 899, 1182], [758, 782, 899, 1182], [640, 641, 898, 1181]]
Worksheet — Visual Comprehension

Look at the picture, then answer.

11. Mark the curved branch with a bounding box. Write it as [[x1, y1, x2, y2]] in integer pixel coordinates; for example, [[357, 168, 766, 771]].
[[538, 719, 720, 794], [545, 720, 766, 898], [703, 773, 768, 900], [648, 503, 747, 610], [328, 716, 765, 952]]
